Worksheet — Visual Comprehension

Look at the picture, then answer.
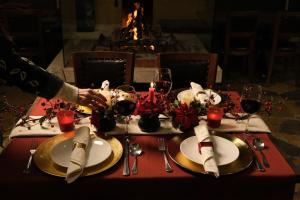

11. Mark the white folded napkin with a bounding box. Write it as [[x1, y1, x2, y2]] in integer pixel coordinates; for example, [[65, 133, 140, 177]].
[[194, 124, 219, 177], [66, 126, 90, 183], [101, 80, 110, 91], [190, 82, 207, 104]]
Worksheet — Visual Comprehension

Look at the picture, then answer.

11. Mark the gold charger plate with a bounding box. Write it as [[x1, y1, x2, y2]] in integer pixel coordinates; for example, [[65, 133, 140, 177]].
[[33, 132, 123, 177], [168, 133, 253, 175]]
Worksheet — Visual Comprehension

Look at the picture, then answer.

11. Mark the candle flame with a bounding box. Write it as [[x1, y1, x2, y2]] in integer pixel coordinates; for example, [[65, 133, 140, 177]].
[[151, 82, 154, 88]]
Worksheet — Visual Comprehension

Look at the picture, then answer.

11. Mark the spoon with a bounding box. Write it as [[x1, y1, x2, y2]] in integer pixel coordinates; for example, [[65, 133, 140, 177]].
[[253, 137, 270, 168], [129, 143, 143, 174]]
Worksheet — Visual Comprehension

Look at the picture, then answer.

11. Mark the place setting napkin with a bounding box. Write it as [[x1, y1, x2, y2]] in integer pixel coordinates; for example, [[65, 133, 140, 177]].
[[66, 126, 90, 183], [194, 124, 219, 177], [191, 82, 207, 104]]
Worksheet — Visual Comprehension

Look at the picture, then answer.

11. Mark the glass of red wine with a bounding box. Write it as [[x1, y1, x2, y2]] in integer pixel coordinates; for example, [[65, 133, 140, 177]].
[[240, 84, 262, 134], [115, 85, 137, 134], [153, 68, 172, 96]]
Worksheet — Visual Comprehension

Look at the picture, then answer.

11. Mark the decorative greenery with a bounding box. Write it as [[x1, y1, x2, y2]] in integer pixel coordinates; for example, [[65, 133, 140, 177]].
[[0, 95, 78, 131]]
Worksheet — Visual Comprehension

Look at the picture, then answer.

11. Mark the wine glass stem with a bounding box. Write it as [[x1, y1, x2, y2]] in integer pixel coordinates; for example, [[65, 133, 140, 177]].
[[125, 116, 129, 134], [245, 114, 251, 135]]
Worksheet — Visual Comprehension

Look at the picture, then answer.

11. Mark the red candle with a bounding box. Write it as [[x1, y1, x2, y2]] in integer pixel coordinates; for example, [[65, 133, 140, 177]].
[[57, 110, 75, 132], [207, 107, 223, 128], [149, 82, 155, 103]]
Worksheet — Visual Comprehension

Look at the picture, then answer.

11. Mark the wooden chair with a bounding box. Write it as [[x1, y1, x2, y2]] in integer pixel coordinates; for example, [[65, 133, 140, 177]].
[[72, 51, 135, 88], [266, 11, 300, 84], [157, 52, 218, 89], [223, 10, 260, 80], [0, 8, 46, 66]]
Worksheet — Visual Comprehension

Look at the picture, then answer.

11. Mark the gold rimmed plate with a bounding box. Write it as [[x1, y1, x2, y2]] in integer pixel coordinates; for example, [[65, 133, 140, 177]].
[[168, 133, 253, 175], [33, 132, 123, 177]]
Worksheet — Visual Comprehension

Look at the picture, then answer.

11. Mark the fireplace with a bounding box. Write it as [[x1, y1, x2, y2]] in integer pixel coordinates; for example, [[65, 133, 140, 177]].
[[61, 0, 215, 65]]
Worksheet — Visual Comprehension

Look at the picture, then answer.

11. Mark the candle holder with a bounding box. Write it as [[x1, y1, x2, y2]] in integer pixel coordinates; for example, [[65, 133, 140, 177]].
[[207, 106, 224, 128], [56, 110, 75, 132]]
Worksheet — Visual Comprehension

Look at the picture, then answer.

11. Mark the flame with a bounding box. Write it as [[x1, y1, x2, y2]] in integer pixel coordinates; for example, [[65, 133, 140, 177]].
[[123, 2, 144, 41], [150, 82, 154, 88], [126, 13, 133, 27]]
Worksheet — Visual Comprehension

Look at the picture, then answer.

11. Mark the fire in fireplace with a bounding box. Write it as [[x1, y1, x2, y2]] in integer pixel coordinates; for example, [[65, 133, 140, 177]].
[[121, 1, 144, 41], [96, 0, 176, 53]]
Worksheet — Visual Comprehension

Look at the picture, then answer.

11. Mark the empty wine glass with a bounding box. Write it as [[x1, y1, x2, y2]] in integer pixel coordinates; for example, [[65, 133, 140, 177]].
[[115, 85, 137, 134], [240, 84, 262, 134], [153, 68, 172, 96]]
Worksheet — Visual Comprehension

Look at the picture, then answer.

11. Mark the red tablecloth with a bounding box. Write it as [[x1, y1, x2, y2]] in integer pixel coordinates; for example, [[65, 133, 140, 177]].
[[0, 97, 296, 200]]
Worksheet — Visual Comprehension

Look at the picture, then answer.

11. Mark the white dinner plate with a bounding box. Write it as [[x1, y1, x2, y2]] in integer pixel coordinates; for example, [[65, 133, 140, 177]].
[[50, 137, 112, 168], [177, 89, 221, 105], [180, 135, 239, 166]]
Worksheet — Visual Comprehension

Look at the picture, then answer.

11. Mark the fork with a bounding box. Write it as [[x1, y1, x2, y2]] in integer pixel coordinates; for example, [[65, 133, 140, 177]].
[[23, 139, 38, 174], [158, 138, 173, 173]]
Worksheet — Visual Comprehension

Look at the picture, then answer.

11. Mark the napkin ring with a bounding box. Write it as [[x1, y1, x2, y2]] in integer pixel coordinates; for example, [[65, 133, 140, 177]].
[[198, 142, 213, 154], [73, 142, 87, 150]]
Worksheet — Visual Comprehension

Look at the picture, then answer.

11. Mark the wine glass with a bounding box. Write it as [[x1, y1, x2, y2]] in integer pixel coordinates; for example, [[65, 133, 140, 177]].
[[153, 68, 172, 96], [115, 85, 137, 134], [240, 84, 262, 134]]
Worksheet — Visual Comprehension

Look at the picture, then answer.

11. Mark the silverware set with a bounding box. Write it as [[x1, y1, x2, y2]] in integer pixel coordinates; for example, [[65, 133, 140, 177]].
[[123, 136, 173, 175], [244, 135, 270, 172], [253, 137, 270, 168]]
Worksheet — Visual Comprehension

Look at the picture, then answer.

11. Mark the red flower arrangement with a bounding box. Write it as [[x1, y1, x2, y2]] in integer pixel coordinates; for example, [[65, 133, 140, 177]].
[[169, 100, 204, 131], [135, 93, 167, 132], [136, 93, 166, 117]]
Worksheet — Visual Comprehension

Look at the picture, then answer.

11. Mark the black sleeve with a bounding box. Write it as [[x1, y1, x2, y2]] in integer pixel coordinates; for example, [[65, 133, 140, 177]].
[[0, 36, 64, 99]]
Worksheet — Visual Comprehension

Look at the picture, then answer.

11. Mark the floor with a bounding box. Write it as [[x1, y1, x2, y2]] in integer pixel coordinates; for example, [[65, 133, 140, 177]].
[[0, 59, 299, 199]]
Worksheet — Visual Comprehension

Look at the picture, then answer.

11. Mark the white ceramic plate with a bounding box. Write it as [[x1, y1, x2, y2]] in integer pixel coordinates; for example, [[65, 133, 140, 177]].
[[51, 137, 112, 168], [177, 89, 221, 105], [180, 135, 239, 166]]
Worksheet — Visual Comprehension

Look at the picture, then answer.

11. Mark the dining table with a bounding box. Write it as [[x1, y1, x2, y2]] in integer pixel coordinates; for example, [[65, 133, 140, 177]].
[[0, 91, 296, 200]]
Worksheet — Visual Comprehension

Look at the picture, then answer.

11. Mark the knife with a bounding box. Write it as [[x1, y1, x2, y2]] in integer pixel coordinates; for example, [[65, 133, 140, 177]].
[[122, 135, 130, 176]]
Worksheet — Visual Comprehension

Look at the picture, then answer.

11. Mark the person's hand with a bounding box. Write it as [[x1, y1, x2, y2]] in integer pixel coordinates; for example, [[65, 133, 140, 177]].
[[77, 89, 107, 109]]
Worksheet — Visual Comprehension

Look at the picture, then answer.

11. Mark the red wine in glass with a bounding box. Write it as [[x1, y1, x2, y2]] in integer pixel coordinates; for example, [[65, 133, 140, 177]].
[[241, 99, 261, 114], [154, 80, 172, 95], [115, 99, 136, 116], [153, 68, 172, 95], [240, 84, 262, 134]]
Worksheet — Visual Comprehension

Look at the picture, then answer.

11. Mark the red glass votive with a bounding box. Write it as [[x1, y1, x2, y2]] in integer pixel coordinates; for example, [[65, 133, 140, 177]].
[[56, 110, 75, 132], [207, 107, 224, 128]]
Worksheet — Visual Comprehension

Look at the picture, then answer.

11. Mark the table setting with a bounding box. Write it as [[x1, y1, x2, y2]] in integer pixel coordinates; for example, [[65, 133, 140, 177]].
[[0, 76, 297, 199], [8, 81, 273, 176]]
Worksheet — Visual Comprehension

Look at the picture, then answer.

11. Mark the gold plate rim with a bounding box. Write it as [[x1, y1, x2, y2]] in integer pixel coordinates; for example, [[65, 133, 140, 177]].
[[33, 132, 123, 177], [168, 133, 253, 175]]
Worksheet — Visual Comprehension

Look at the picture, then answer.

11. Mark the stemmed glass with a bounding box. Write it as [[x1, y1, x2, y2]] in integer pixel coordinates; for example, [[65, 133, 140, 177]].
[[153, 68, 173, 97], [114, 85, 137, 134], [240, 84, 262, 134]]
